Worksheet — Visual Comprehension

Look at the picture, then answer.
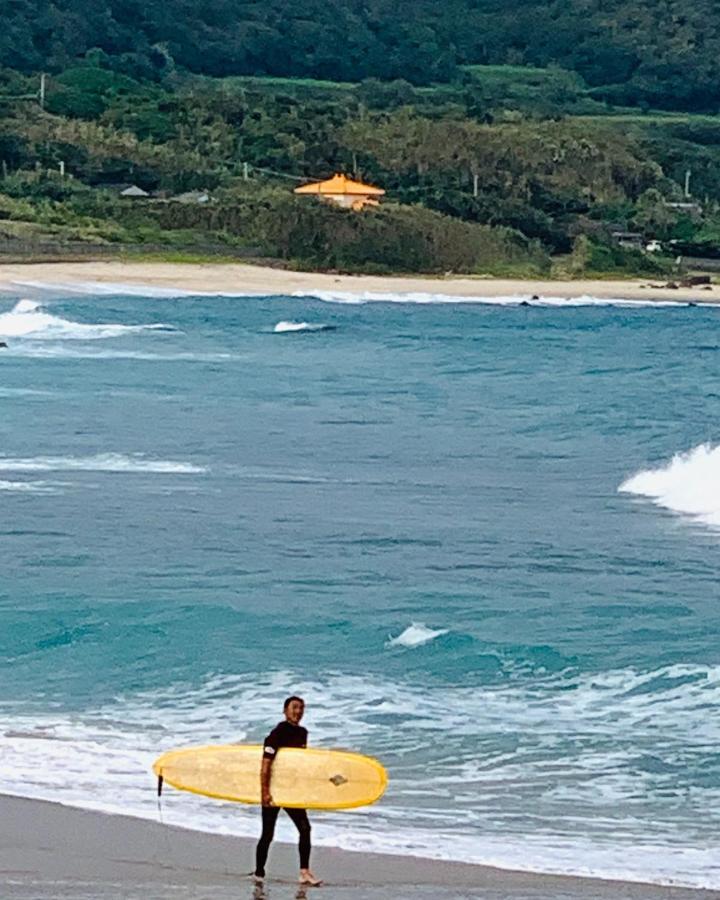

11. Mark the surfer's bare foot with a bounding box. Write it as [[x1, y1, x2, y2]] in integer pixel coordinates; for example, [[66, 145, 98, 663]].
[[299, 868, 323, 886], [252, 873, 265, 884]]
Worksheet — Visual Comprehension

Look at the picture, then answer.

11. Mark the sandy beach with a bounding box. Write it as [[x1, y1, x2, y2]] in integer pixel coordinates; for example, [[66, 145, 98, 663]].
[[0, 259, 716, 302], [0, 794, 714, 900]]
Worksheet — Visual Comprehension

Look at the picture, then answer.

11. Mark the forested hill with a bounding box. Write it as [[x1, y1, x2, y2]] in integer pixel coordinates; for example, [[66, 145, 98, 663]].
[[2, 0, 719, 111]]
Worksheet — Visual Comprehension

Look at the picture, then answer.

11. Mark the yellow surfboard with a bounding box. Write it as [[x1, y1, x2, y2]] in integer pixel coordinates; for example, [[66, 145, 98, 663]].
[[152, 744, 388, 810]]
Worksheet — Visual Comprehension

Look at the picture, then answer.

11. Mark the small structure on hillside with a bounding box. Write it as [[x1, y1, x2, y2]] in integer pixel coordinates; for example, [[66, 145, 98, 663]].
[[118, 184, 149, 198], [294, 173, 385, 211], [665, 200, 703, 219], [172, 190, 212, 204], [97, 183, 150, 198], [610, 230, 644, 251]]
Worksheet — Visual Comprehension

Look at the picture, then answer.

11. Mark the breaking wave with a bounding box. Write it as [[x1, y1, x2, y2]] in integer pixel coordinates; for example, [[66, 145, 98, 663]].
[[619, 443, 720, 528], [0, 298, 174, 340], [0, 453, 206, 474], [273, 321, 335, 333], [386, 623, 449, 648], [293, 290, 699, 308], [7, 282, 705, 308]]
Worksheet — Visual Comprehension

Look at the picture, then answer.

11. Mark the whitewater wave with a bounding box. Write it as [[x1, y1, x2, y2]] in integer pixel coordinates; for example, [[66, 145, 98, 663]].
[[619, 443, 720, 527], [0, 663, 718, 887], [0, 453, 206, 475], [10, 281, 706, 309], [387, 623, 449, 648], [0, 480, 60, 493], [273, 321, 335, 333], [0, 298, 174, 340], [293, 289, 699, 309]]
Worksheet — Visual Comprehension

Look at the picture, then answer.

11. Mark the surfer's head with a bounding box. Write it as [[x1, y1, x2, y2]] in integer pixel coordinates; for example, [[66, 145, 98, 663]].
[[284, 695, 305, 725]]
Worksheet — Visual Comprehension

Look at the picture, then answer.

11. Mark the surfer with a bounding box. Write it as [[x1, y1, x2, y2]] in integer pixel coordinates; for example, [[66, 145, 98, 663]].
[[254, 696, 323, 887]]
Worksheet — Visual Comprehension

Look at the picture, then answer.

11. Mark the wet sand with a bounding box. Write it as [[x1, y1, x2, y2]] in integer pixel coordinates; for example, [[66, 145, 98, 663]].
[[0, 794, 715, 900]]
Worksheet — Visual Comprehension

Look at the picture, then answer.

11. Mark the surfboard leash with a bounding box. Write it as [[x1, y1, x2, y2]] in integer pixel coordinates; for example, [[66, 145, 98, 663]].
[[156, 774, 165, 824]]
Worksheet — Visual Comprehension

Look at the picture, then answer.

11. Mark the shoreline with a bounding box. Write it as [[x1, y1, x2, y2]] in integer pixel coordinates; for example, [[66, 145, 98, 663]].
[[0, 793, 714, 899], [0, 259, 717, 302]]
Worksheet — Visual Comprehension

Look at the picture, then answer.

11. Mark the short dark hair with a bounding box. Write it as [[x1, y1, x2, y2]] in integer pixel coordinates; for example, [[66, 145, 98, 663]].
[[284, 695, 305, 710]]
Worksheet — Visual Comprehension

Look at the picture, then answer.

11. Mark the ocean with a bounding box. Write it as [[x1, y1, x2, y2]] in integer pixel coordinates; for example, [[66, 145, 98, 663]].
[[0, 285, 718, 889]]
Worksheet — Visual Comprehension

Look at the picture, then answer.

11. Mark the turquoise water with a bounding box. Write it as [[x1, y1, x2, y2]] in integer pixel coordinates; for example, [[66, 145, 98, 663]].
[[0, 287, 718, 887]]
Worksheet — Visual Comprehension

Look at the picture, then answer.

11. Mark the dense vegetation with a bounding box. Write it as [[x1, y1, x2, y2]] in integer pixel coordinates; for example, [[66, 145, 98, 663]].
[[2, 0, 720, 111], [2, 1, 720, 275]]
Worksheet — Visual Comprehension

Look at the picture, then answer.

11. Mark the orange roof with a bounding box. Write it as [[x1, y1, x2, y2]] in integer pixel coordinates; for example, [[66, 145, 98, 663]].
[[294, 173, 385, 196]]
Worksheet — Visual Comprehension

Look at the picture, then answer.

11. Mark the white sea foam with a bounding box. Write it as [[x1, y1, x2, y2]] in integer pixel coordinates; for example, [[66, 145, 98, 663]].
[[387, 623, 449, 647], [1, 663, 718, 887], [292, 289, 699, 308], [0, 298, 174, 340], [10, 280, 706, 308], [0, 453, 206, 474], [273, 320, 332, 333], [619, 443, 720, 527], [0, 480, 59, 493]]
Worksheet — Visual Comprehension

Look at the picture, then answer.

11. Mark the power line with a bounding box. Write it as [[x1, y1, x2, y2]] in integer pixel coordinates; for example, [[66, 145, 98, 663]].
[[246, 164, 307, 182]]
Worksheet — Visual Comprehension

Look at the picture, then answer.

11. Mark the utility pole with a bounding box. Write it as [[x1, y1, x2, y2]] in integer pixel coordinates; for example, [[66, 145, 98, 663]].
[[684, 168, 692, 198], [59, 160, 65, 178], [242, 161, 249, 181], [473, 172, 479, 198], [39, 73, 46, 109]]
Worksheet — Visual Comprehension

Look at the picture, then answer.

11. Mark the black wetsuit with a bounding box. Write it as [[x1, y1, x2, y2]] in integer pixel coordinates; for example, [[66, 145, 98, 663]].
[[255, 720, 311, 877]]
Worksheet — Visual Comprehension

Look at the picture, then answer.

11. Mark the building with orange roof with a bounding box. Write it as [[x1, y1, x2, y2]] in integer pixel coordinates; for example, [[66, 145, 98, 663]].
[[294, 173, 385, 211]]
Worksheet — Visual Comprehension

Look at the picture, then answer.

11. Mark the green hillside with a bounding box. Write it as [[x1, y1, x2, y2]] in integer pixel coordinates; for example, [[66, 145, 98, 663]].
[[2, 2, 720, 275], [2, 0, 719, 111]]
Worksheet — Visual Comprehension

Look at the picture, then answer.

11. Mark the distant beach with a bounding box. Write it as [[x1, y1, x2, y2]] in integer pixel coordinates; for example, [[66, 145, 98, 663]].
[[0, 259, 716, 303]]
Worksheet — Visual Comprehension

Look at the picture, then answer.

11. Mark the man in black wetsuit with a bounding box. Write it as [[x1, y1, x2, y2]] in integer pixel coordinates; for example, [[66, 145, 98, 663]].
[[254, 696, 322, 886]]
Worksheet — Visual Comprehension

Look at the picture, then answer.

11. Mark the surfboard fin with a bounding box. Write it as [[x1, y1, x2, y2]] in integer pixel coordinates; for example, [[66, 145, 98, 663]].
[[157, 774, 164, 797]]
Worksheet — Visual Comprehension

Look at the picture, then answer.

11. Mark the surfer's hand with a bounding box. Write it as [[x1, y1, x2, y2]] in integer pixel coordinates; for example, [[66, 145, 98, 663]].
[[262, 791, 273, 807]]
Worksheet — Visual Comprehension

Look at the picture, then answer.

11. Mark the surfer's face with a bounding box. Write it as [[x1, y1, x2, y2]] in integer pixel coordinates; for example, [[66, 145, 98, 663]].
[[285, 699, 305, 725]]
